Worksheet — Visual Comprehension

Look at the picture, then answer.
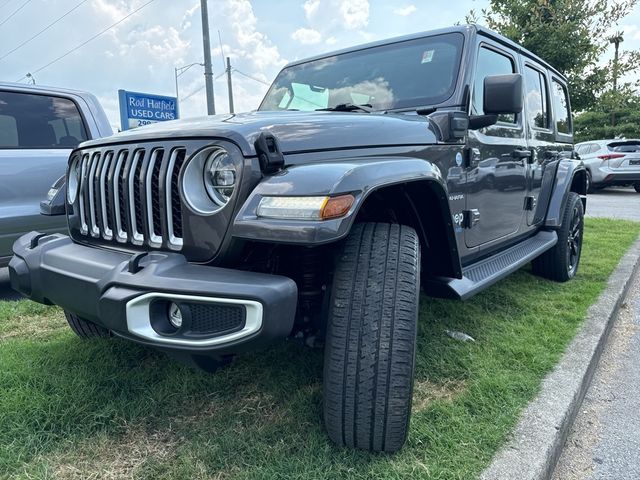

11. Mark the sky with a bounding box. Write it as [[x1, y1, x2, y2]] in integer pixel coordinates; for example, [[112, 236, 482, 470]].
[[2, 0, 640, 130]]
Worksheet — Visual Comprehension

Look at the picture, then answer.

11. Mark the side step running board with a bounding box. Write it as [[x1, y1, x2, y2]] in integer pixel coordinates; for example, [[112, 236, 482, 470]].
[[425, 230, 558, 300]]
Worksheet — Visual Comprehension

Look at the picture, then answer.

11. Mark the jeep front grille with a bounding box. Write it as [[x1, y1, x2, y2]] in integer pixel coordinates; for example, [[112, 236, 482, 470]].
[[75, 146, 186, 251]]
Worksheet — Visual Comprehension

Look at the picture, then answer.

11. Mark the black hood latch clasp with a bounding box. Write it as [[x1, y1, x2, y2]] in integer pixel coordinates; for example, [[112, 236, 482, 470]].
[[254, 132, 285, 174]]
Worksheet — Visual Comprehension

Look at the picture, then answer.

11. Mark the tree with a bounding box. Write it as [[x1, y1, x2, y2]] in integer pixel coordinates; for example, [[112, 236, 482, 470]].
[[470, 0, 639, 112], [573, 88, 640, 142]]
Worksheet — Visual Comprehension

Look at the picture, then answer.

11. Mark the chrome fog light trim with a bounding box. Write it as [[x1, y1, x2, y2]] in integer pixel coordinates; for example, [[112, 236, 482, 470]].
[[126, 292, 262, 347]]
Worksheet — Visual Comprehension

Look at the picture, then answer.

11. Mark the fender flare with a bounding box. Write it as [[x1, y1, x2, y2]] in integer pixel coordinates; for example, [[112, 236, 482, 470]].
[[232, 157, 457, 249], [544, 159, 587, 229]]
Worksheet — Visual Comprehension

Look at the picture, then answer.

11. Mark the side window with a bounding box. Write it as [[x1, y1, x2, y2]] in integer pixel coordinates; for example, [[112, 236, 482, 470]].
[[590, 144, 601, 154], [0, 90, 88, 149], [575, 144, 587, 155], [472, 46, 517, 124], [524, 65, 549, 129], [0, 115, 18, 147], [551, 80, 571, 135]]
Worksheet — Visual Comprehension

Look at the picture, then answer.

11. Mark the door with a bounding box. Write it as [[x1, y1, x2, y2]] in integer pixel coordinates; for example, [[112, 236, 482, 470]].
[[522, 64, 555, 226], [465, 45, 528, 248], [0, 90, 88, 261]]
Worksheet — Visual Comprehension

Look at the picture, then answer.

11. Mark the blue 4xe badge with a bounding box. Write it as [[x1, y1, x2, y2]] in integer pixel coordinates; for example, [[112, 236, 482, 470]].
[[455, 152, 463, 166]]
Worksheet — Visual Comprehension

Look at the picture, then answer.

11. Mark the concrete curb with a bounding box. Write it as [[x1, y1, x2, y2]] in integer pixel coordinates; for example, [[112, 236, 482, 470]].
[[480, 235, 640, 480]]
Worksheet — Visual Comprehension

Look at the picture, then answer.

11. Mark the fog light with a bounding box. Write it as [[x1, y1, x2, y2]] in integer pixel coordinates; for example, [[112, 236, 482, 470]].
[[168, 302, 183, 328]]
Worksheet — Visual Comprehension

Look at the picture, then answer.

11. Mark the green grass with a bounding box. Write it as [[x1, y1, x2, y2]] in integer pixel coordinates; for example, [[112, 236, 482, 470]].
[[0, 218, 638, 479]]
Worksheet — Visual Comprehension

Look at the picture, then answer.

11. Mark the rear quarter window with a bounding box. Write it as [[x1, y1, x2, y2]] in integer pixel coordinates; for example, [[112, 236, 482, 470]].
[[0, 90, 88, 149], [551, 80, 571, 135]]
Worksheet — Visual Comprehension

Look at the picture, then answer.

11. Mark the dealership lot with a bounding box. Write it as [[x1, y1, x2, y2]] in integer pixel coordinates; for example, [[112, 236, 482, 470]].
[[586, 187, 640, 222]]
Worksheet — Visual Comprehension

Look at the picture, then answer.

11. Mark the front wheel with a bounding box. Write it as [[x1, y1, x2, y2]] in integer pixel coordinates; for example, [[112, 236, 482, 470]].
[[634, 183, 640, 193], [532, 192, 584, 282], [64, 311, 112, 338], [323, 223, 420, 453]]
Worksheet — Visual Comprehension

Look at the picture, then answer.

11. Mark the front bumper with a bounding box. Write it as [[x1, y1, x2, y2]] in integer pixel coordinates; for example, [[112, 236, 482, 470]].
[[10, 232, 298, 357]]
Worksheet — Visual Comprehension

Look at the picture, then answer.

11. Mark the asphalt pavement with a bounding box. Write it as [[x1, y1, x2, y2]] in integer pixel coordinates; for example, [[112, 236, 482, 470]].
[[553, 187, 640, 480], [553, 263, 640, 480], [585, 186, 640, 222]]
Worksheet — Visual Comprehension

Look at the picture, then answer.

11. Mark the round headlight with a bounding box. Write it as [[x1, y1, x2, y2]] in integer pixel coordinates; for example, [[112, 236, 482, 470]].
[[67, 156, 81, 204], [203, 150, 236, 208]]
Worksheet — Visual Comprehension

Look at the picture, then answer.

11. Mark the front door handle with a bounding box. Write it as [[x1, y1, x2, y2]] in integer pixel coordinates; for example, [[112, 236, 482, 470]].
[[512, 149, 532, 159], [512, 149, 534, 164]]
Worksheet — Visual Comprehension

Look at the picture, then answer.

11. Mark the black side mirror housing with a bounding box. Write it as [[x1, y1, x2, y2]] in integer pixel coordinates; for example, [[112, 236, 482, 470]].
[[468, 114, 498, 130], [483, 74, 523, 115], [40, 175, 66, 216]]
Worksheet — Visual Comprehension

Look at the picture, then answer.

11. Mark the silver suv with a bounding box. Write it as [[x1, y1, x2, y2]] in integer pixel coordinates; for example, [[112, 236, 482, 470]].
[[575, 139, 640, 193], [0, 83, 112, 266]]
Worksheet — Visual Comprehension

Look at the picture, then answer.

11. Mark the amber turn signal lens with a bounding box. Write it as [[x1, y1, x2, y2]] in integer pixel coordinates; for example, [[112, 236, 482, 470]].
[[321, 194, 355, 220]]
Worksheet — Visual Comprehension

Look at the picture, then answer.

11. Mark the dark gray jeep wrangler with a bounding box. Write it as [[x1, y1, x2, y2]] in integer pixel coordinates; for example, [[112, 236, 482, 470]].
[[10, 25, 586, 453]]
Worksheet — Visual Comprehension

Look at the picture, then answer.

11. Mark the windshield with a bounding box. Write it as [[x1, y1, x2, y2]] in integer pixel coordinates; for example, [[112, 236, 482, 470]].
[[259, 32, 465, 112]]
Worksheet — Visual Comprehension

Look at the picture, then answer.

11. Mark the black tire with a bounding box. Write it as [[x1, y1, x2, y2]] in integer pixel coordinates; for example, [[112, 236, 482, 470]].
[[532, 192, 584, 282], [634, 183, 640, 193], [586, 170, 593, 193], [323, 223, 420, 453], [64, 311, 112, 338]]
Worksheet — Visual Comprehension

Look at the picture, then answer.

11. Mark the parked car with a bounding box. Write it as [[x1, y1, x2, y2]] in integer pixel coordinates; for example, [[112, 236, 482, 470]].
[[575, 139, 640, 192], [0, 83, 112, 266], [10, 25, 586, 453]]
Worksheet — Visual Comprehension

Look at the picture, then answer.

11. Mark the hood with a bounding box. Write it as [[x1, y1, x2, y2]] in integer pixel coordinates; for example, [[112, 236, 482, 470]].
[[81, 111, 440, 156]]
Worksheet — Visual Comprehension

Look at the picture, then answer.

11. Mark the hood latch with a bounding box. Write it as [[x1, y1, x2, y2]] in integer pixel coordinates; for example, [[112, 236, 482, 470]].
[[255, 132, 285, 174]]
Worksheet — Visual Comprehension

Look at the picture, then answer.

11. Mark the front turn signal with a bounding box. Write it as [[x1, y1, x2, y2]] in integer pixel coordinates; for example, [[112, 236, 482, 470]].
[[320, 194, 355, 220]]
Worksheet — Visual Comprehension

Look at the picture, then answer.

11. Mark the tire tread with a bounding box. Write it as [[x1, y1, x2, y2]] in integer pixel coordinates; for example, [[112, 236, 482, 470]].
[[323, 222, 420, 453], [65, 311, 111, 338]]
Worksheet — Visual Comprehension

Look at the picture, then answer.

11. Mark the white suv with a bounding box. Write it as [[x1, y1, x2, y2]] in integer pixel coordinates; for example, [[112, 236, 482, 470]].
[[575, 139, 640, 193]]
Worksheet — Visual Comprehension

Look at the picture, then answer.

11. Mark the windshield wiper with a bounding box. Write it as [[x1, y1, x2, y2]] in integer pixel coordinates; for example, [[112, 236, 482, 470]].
[[316, 103, 373, 113]]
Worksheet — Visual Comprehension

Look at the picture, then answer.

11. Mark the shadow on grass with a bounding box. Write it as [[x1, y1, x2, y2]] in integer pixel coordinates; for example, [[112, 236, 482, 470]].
[[1, 218, 639, 479]]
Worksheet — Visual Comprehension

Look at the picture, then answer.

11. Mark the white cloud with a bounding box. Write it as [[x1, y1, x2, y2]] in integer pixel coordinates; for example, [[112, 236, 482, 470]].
[[325, 36, 338, 45], [180, 2, 200, 31], [339, 0, 370, 29], [223, 0, 286, 70], [303, 0, 320, 21], [394, 4, 417, 16], [291, 27, 322, 45]]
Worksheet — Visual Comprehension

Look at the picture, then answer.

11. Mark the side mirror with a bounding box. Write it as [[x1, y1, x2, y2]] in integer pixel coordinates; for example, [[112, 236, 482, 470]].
[[483, 74, 523, 115], [40, 175, 66, 216]]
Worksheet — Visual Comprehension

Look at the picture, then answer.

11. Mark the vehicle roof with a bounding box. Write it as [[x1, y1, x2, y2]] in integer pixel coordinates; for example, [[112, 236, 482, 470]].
[[282, 24, 567, 82], [0, 81, 96, 99], [575, 139, 640, 145]]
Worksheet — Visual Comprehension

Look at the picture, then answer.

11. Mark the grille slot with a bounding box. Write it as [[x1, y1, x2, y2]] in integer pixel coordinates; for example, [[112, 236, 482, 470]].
[[187, 303, 246, 335], [76, 146, 185, 250]]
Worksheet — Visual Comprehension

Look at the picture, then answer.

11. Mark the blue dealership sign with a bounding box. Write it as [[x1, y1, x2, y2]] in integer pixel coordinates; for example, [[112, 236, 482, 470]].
[[118, 90, 178, 130]]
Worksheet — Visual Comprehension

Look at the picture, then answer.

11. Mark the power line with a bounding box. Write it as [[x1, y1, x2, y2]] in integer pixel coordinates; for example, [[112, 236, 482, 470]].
[[15, 0, 155, 82], [0, 0, 89, 62], [233, 68, 270, 86], [181, 70, 226, 102], [181, 84, 205, 102], [0, 0, 32, 28]]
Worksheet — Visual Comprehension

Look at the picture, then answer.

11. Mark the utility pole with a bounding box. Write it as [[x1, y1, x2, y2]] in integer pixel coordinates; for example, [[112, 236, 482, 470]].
[[609, 32, 624, 127], [611, 32, 623, 92], [226, 57, 234, 114], [200, 0, 216, 115]]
